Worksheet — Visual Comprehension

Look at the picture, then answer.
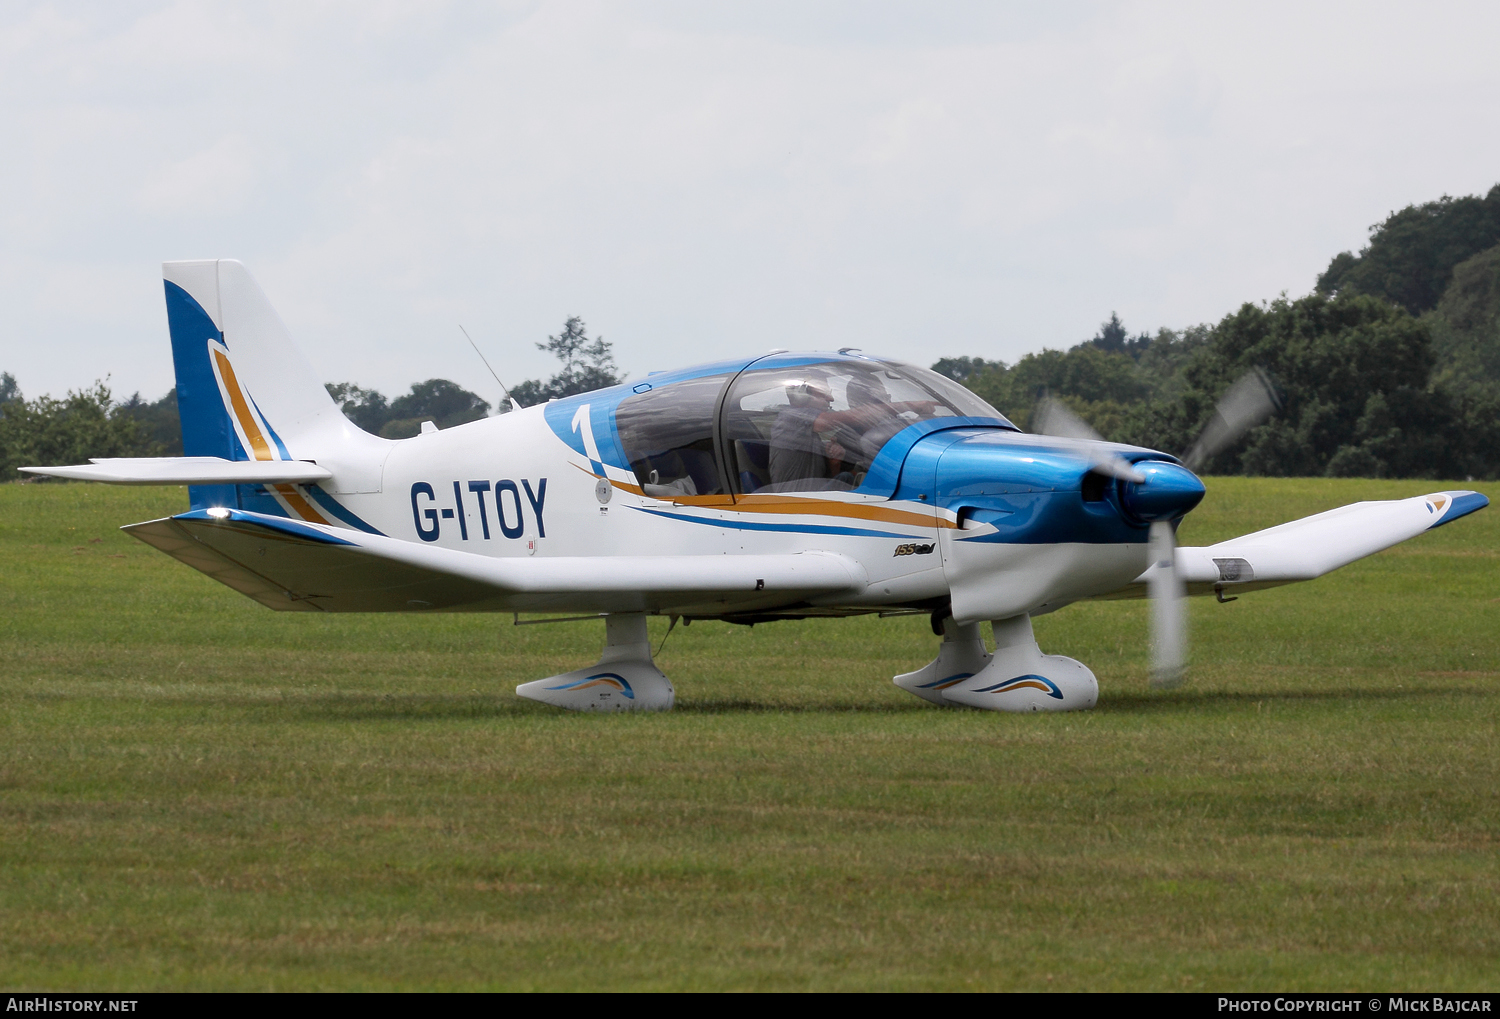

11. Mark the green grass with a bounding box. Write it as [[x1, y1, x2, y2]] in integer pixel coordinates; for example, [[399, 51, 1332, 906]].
[[1, 478, 1496, 991]]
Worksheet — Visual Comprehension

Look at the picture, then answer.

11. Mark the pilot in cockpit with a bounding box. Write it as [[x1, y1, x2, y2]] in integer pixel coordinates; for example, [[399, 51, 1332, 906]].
[[768, 373, 936, 490], [768, 376, 842, 489]]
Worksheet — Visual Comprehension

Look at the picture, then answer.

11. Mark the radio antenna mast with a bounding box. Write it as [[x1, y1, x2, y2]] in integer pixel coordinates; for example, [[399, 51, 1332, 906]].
[[459, 324, 515, 410]]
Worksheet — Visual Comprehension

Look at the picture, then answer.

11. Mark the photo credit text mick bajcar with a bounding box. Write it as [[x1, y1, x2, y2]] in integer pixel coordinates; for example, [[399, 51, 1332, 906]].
[[1219, 1001, 1492, 1013]]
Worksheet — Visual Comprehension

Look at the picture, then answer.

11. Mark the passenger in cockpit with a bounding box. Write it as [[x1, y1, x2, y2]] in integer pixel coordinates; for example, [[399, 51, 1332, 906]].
[[834, 373, 908, 465]]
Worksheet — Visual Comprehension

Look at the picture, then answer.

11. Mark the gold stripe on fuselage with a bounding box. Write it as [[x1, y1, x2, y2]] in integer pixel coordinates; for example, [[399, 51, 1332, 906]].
[[574, 463, 956, 529], [272, 483, 329, 523]]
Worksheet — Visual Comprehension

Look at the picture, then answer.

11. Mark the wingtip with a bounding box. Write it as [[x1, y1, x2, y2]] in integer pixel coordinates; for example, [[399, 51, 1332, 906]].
[[1427, 490, 1489, 529], [18, 464, 83, 479]]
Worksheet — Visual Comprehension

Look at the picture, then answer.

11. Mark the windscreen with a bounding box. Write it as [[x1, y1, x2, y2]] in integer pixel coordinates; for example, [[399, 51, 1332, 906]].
[[722, 359, 1010, 494]]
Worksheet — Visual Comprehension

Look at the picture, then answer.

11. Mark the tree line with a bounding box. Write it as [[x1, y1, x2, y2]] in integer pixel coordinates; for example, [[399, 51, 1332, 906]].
[[936, 183, 1500, 479], [325, 316, 621, 437], [0, 318, 620, 479], [5, 185, 1499, 480]]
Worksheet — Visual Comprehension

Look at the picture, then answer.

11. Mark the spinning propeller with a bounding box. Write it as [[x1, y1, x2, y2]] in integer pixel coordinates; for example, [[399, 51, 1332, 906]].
[[1033, 369, 1282, 688]]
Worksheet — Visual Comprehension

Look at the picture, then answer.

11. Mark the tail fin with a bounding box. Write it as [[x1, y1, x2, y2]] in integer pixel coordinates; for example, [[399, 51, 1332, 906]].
[[164, 260, 341, 460], [163, 260, 388, 510]]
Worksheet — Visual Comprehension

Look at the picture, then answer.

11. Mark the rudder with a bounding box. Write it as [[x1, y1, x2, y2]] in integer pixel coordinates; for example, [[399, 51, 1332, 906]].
[[162, 260, 387, 514]]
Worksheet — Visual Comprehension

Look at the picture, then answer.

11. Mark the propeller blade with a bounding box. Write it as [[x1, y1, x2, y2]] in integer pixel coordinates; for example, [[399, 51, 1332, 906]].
[[1032, 396, 1146, 483], [1031, 395, 1102, 443], [1147, 519, 1186, 689], [1182, 368, 1282, 472]]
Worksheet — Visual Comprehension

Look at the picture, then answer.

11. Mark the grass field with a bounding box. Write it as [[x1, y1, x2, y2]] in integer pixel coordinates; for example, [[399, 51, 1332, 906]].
[[1, 477, 1497, 991]]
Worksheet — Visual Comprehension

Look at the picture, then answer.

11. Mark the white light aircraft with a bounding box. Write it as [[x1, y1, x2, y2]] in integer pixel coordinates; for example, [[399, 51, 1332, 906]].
[[25, 261, 1489, 712]]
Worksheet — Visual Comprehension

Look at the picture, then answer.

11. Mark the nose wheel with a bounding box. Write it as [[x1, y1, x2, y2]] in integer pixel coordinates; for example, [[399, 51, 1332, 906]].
[[894, 617, 991, 703], [896, 614, 1097, 712]]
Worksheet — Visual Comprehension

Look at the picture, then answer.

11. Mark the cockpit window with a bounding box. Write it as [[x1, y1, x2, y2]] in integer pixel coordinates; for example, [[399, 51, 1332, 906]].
[[615, 373, 729, 497], [722, 359, 1010, 494]]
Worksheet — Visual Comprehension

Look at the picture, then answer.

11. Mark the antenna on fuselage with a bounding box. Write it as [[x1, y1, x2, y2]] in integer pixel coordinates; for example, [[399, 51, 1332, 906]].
[[459, 324, 520, 413]]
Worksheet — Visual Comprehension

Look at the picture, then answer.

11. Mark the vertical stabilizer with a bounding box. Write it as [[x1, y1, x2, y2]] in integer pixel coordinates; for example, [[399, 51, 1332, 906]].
[[163, 261, 234, 463], [163, 260, 343, 457], [162, 260, 390, 511]]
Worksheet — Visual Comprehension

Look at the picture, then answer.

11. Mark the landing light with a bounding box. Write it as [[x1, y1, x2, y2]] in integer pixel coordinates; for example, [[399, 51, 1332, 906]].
[[206, 507, 231, 519]]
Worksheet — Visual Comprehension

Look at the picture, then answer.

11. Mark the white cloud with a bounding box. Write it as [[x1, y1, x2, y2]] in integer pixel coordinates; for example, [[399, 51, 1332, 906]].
[[1, 0, 1498, 405], [137, 134, 260, 215]]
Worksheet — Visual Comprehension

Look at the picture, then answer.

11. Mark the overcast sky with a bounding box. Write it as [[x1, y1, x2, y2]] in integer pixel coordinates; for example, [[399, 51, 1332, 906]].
[[3, 1, 1499, 405]]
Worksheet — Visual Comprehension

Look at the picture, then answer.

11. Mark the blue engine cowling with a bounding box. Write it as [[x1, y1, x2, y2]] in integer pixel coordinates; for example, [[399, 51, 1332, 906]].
[[896, 429, 1204, 544]]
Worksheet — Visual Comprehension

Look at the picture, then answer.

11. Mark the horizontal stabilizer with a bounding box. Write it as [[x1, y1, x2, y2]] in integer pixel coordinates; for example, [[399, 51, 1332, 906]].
[[1112, 490, 1487, 599], [20, 457, 333, 485], [124, 508, 866, 614]]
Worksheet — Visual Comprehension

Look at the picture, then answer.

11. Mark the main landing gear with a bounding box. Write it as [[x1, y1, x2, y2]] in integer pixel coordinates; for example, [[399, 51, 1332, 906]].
[[516, 611, 1094, 713], [515, 612, 675, 712], [894, 614, 1097, 712]]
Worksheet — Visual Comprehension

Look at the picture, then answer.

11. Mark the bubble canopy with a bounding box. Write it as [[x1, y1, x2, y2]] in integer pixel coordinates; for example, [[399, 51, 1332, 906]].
[[613, 356, 1014, 498]]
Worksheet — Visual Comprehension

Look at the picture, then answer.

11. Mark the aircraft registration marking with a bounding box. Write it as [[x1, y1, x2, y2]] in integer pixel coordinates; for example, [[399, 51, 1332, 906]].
[[410, 479, 548, 543]]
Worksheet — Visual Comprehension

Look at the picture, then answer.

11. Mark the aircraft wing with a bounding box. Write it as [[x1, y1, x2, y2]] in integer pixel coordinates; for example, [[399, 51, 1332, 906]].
[[123, 508, 867, 615], [1108, 490, 1488, 599], [21, 457, 333, 485]]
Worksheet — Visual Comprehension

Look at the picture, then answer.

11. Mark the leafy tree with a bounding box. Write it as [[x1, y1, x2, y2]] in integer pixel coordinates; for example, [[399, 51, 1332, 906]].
[[1012, 345, 1151, 405], [941, 293, 1496, 479], [381, 380, 489, 439], [1136, 293, 1458, 478], [960, 354, 1136, 432], [1426, 242, 1500, 394], [1316, 184, 1500, 314], [1085, 312, 1153, 359], [325, 382, 392, 434], [1130, 325, 1211, 392], [930, 356, 999, 383], [948, 322, 1156, 431], [1441, 384, 1500, 480], [325, 380, 490, 438], [0, 372, 19, 406], [511, 317, 622, 405], [114, 388, 183, 456], [0, 381, 160, 481]]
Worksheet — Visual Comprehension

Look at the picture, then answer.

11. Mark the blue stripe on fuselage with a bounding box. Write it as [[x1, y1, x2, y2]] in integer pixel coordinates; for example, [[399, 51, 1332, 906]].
[[304, 485, 385, 534], [210, 482, 385, 536]]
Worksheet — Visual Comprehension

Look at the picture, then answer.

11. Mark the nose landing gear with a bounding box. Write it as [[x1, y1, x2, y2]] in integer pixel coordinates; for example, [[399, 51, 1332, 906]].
[[896, 614, 1097, 712]]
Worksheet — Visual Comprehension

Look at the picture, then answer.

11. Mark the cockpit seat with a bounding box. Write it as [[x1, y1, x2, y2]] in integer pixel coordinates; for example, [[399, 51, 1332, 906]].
[[639, 446, 719, 498], [679, 447, 718, 495], [735, 439, 771, 494]]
